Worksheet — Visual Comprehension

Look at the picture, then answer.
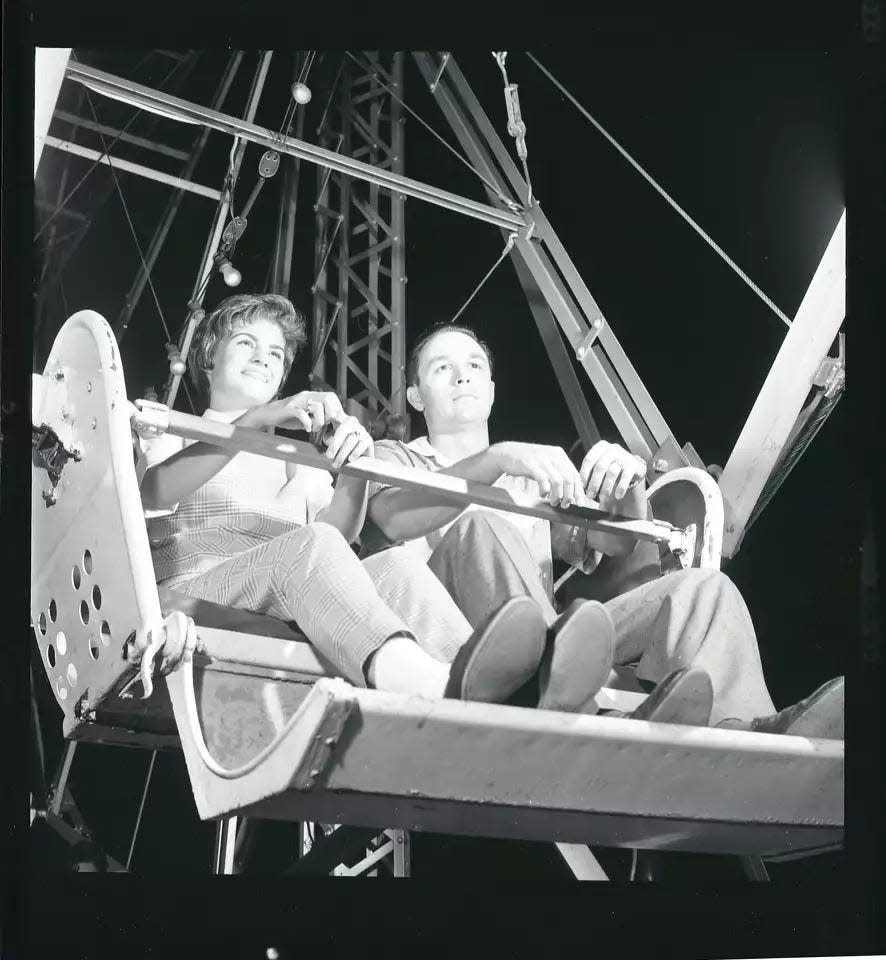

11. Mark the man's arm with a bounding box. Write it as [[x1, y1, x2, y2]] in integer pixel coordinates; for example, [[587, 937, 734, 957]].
[[368, 440, 588, 543], [367, 445, 504, 542], [551, 441, 650, 562], [140, 391, 337, 510]]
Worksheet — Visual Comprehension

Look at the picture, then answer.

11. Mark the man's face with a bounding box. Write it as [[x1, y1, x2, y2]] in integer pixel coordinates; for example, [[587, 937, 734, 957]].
[[207, 317, 287, 410], [407, 329, 494, 429]]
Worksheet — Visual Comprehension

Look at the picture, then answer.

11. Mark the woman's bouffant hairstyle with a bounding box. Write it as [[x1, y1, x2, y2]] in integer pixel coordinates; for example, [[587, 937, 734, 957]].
[[188, 293, 307, 400]]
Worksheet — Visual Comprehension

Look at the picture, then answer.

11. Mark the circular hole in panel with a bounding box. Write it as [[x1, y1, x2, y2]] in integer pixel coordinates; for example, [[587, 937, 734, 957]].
[[101, 621, 111, 646], [56, 631, 67, 656], [92, 584, 102, 610], [38, 612, 47, 636], [72, 565, 81, 590], [79, 600, 90, 625], [47, 645, 56, 667], [67, 663, 78, 686], [55, 678, 68, 701], [49, 599, 57, 622], [89, 637, 100, 660], [83, 549, 93, 574]]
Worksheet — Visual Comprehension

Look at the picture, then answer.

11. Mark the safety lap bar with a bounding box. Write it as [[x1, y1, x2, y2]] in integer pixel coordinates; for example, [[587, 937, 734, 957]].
[[132, 400, 695, 557]]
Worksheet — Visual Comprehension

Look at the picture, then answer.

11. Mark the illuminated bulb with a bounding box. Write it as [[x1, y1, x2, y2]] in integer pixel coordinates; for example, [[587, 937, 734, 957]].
[[291, 82, 312, 105], [218, 259, 242, 287], [169, 357, 187, 377]]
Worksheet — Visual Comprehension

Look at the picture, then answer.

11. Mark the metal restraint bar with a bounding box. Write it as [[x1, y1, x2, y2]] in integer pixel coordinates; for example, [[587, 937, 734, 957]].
[[131, 400, 696, 556]]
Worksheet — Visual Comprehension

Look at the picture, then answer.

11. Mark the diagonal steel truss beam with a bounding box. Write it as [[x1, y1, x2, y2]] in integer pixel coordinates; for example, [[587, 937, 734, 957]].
[[413, 52, 676, 462], [65, 60, 525, 233]]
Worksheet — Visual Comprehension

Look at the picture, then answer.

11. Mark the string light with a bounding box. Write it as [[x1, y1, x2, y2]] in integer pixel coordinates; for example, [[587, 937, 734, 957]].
[[291, 82, 312, 104], [215, 254, 242, 287]]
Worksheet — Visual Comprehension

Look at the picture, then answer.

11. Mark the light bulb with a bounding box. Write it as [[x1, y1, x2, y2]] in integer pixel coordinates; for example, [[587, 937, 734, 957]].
[[169, 357, 187, 377], [219, 259, 242, 287], [291, 82, 312, 105]]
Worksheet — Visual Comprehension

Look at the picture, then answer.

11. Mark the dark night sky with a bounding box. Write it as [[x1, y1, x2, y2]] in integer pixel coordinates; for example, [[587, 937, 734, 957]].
[[27, 37, 862, 891]]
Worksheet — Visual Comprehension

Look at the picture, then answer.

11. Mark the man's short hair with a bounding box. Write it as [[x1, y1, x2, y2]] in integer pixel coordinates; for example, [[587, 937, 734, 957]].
[[188, 293, 307, 400], [406, 323, 495, 386]]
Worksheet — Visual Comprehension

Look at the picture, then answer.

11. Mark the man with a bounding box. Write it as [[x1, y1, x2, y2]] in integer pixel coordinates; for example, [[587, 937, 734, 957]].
[[363, 323, 844, 736]]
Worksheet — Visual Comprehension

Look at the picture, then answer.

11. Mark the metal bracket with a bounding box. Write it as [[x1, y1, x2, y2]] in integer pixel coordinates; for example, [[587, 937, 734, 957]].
[[221, 214, 248, 249], [575, 318, 605, 361], [32, 422, 82, 507], [669, 522, 697, 568], [131, 399, 171, 438], [292, 688, 356, 791], [812, 331, 846, 399]]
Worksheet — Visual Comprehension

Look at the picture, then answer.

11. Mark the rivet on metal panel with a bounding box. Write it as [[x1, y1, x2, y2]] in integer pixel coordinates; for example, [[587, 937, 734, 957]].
[[91, 419, 97, 430], [325, 737, 337, 747], [310, 768, 320, 778], [86, 382, 92, 392], [653, 458, 669, 473]]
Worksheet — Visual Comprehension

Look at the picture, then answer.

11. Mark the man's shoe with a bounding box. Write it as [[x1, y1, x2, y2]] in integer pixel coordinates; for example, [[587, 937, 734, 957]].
[[749, 676, 844, 739], [444, 596, 547, 703], [537, 600, 615, 713], [627, 667, 714, 726]]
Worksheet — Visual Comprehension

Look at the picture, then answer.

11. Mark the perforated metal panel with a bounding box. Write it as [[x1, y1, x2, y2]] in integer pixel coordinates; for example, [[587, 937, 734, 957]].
[[31, 311, 163, 736]]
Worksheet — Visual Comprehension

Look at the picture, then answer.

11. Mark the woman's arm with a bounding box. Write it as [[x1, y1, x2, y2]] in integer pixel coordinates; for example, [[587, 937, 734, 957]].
[[311, 415, 375, 542], [140, 407, 265, 510], [140, 391, 339, 510]]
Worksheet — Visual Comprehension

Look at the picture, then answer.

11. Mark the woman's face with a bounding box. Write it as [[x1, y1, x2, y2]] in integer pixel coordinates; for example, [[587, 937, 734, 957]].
[[206, 317, 287, 410]]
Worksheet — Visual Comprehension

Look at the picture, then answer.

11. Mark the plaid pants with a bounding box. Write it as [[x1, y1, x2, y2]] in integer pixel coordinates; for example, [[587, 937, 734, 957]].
[[170, 522, 470, 686], [428, 511, 777, 724]]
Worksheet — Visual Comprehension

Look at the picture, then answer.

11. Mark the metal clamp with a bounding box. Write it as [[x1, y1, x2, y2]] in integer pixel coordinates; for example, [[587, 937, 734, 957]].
[[503, 85, 528, 160], [668, 522, 697, 568], [131, 399, 171, 438]]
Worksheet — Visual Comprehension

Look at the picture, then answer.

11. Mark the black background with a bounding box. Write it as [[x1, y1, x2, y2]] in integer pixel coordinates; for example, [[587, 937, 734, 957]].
[[5, 1, 885, 957]]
